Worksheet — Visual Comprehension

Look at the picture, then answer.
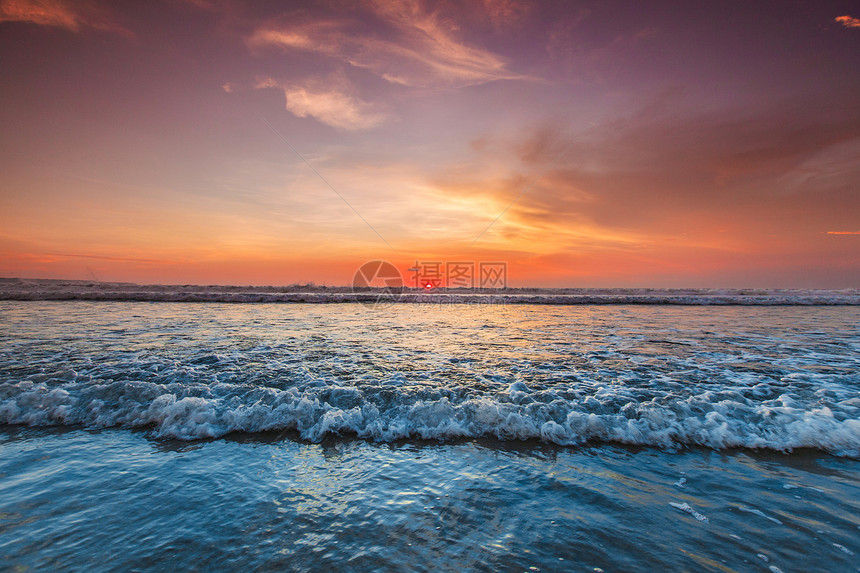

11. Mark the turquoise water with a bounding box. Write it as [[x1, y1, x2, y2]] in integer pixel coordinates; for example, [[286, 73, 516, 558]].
[[1, 302, 859, 570]]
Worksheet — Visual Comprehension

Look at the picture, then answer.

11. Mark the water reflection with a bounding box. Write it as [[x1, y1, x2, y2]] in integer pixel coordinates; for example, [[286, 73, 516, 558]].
[[1, 302, 858, 452]]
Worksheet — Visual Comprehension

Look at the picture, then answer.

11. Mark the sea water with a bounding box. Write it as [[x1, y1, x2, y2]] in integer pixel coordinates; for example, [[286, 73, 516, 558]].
[[1, 301, 858, 571]]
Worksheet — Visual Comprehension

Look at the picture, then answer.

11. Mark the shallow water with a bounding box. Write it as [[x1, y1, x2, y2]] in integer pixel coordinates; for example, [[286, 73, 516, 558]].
[[1, 302, 858, 454], [1, 427, 858, 572], [1, 301, 859, 570]]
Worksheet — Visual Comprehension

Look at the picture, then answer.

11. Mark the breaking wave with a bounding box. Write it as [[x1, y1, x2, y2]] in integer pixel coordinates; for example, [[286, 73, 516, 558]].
[[2, 300, 858, 456], [2, 376, 859, 456], [1, 279, 858, 305]]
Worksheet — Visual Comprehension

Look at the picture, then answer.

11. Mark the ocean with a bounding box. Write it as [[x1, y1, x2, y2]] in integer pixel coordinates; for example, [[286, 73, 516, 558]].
[[1, 300, 858, 571]]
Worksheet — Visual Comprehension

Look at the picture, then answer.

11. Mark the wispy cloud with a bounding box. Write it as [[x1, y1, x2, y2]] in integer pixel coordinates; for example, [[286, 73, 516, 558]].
[[835, 15, 860, 29], [0, 0, 79, 29], [482, 0, 532, 29], [826, 230, 860, 235], [426, 92, 860, 255], [255, 76, 387, 130], [249, 0, 519, 88], [44, 253, 183, 264], [0, 0, 129, 34]]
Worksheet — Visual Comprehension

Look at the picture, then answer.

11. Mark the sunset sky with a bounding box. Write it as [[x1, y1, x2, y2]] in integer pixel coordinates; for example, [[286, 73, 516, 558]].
[[1, 0, 859, 287]]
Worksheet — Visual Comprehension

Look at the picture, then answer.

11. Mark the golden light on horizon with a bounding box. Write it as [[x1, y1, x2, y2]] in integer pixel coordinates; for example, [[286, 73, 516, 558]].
[[1, 0, 858, 287]]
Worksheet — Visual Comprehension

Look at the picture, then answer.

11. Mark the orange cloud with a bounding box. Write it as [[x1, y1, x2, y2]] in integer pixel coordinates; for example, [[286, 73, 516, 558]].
[[0, 0, 79, 29], [418, 92, 860, 270], [836, 15, 860, 29], [283, 87, 386, 131], [249, 0, 519, 88], [0, 0, 128, 34], [255, 76, 387, 130], [827, 230, 860, 235]]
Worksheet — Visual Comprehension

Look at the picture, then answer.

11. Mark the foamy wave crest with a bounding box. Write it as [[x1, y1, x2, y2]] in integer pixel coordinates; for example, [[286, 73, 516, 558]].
[[1, 279, 858, 305], [2, 378, 859, 456]]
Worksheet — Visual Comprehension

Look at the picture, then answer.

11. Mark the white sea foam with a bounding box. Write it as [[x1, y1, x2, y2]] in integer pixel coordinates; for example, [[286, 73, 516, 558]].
[[1, 300, 857, 454], [3, 374, 858, 454], [738, 506, 783, 525], [832, 543, 854, 555], [1, 279, 858, 305], [669, 502, 708, 523]]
